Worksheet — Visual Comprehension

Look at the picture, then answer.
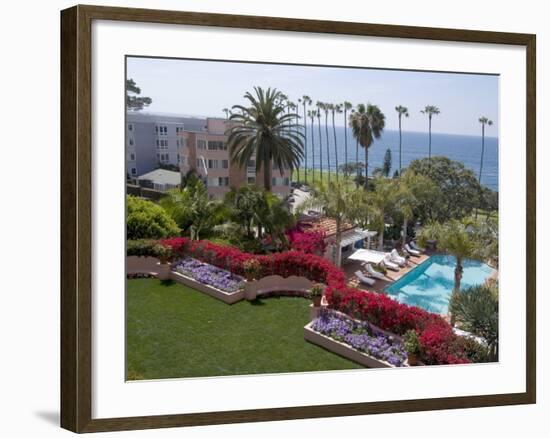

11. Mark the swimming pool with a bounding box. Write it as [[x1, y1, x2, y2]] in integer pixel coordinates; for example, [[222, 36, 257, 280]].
[[385, 255, 495, 314]]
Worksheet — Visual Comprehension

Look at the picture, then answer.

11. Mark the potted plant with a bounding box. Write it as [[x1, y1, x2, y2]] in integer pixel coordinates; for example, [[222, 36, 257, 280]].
[[310, 283, 325, 307], [154, 244, 173, 280], [403, 329, 421, 366], [243, 258, 262, 282]]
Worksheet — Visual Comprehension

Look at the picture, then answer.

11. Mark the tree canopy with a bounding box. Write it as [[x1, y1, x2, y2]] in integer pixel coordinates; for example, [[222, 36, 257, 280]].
[[407, 156, 485, 222], [126, 195, 179, 240], [126, 78, 152, 111]]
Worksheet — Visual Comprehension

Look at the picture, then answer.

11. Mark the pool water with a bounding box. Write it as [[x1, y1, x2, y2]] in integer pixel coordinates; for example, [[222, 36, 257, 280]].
[[385, 255, 495, 314]]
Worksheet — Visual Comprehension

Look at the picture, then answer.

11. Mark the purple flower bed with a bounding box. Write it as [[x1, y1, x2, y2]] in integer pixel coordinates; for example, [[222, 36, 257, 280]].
[[311, 311, 407, 367], [173, 257, 245, 293]]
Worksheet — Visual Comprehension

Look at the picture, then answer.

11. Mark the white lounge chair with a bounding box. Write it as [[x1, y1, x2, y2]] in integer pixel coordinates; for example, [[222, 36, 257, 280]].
[[355, 270, 376, 286], [366, 263, 386, 280], [390, 249, 407, 267], [382, 256, 400, 271], [410, 241, 425, 253], [404, 243, 421, 257]]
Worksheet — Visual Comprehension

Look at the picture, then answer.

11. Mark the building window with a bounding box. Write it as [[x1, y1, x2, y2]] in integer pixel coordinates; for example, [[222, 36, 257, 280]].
[[177, 154, 180, 163], [197, 140, 206, 149], [247, 177, 256, 184], [208, 159, 219, 169], [156, 125, 168, 135], [156, 139, 168, 149], [208, 177, 229, 187], [155, 126, 158, 133], [130, 153, 135, 161], [129, 138, 134, 146], [208, 141, 226, 151], [222, 160, 229, 169], [127, 123, 133, 131], [131, 167, 137, 175]]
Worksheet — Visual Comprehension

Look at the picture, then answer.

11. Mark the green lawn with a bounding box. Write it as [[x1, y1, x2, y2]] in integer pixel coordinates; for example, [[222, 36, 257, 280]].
[[126, 279, 362, 379]]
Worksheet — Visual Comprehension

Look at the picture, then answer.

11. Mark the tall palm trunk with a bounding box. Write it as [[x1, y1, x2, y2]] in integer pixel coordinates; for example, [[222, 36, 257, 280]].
[[325, 112, 331, 184], [318, 115, 323, 184], [310, 115, 316, 182], [262, 150, 272, 192], [303, 102, 308, 184], [335, 218, 343, 267], [402, 216, 408, 247], [450, 256, 464, 326], [344, 109, 348, 174], [399, 113, 401, 176], [478, 123, 485, 183], [332, 111, 339, 181], [428, 115, 432, 163], [378, 211, 384, 250], [355, 139, 360, 187], [364, 144, 369, 189]]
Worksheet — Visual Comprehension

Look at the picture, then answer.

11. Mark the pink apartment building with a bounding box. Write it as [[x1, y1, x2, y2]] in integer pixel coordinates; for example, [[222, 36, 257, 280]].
[[179, 118, 291, 199]]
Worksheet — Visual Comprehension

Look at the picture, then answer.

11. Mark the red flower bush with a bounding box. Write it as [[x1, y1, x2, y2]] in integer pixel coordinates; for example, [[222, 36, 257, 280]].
[[160, 237, 469, 365], [286, 226, 327, 256]]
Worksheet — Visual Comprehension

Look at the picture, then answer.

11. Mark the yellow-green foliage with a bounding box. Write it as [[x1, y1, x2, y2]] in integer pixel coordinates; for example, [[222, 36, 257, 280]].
[[126, 195, 180, 240]]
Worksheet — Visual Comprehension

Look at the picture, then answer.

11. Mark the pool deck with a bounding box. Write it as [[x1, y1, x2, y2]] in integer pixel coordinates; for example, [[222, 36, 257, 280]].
[[343, 250, 432, 294]]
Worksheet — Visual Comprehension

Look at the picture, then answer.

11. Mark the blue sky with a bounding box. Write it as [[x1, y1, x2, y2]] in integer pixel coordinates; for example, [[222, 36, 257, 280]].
[[127, 57, 499, 137]]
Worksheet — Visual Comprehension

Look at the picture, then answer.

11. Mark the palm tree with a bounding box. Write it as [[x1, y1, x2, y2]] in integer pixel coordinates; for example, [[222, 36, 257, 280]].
[[418, 219, 483, 325], [222, 108, 231, 119], [160, 180, 227, 240], [343, 102, 353, 174], [321, 102, 332, 183], [350, 103, 386, 189], [224, 185, 264, 239], [316, 103, 324, 183], [421, 105, 440, 163], [226, 87, 304, 191], [395, 105, 409, 175], [254, 190, 294, 245], [478, 116, 493, 184], [299, 95, 312, 183], [308, 109, 316, 182], [332, 104, 342, 181], [369, 178, 397, 250], [299, 180, 356, 267], [449, 283, 499, 360]]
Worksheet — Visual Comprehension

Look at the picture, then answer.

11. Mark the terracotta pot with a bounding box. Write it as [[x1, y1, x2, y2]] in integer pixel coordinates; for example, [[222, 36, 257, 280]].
[[312, 295, 322, 307], [407, 352, 419, 366], [156, 262, 171, 281]]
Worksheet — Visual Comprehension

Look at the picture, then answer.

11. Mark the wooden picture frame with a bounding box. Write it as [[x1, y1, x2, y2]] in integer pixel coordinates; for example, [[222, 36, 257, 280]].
[[60, 4, 536, 433]]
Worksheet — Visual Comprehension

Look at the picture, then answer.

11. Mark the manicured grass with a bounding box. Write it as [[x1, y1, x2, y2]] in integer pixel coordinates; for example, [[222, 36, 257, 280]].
[[126, 278, 362, 379]]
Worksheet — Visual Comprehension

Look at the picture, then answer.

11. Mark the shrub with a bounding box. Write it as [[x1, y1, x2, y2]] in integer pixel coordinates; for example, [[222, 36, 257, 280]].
[[127, 239, 158, 257], [127, 239, 173, 261], [403, 330, 420, 354], [126, 196, 180, 240], [286, 226, 327, 255], [243, 259, 263, 281]]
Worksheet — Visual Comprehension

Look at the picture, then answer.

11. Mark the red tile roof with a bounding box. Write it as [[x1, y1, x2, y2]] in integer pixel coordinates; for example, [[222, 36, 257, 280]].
[[300, 216, 356, 238]]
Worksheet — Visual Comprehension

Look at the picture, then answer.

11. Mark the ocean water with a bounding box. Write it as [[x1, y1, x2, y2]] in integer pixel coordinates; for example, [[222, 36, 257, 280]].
[[300, 127, 499, 191]]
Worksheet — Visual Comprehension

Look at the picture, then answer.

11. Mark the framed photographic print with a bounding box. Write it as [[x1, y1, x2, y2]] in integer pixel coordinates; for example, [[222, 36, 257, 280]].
[[60, 4, 536, 433]]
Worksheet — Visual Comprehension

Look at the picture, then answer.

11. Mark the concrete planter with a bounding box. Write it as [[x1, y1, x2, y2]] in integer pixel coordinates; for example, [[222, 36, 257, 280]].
[[304, 322, 401, 368], [170, 271, 244, 304], [156, 262, 172, 280]]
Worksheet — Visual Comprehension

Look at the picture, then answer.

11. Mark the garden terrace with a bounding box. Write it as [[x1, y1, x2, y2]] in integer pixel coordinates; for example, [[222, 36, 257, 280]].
[[158, 237, 473, 365]]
